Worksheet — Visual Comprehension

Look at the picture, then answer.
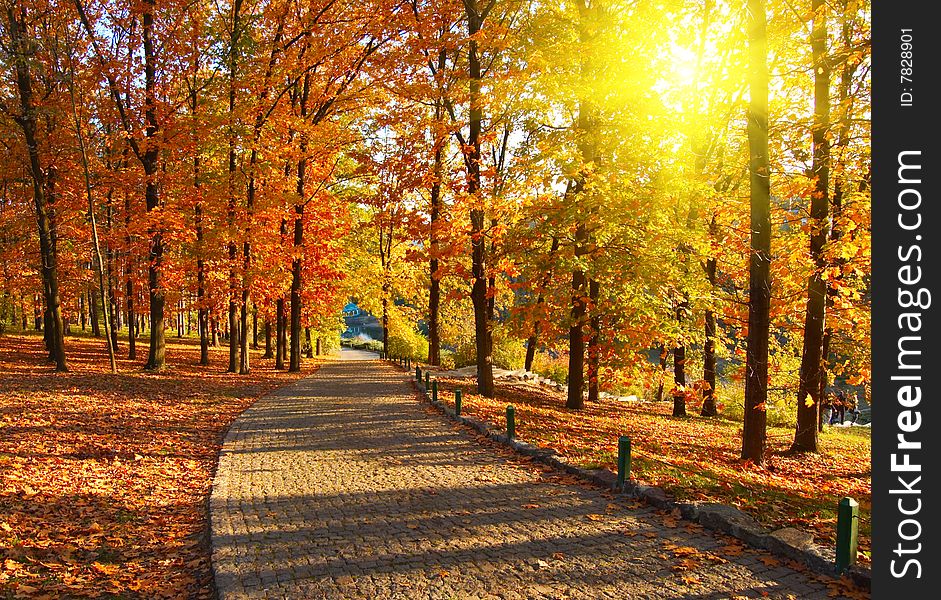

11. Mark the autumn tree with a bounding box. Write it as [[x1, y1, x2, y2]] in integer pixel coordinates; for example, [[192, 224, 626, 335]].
[[790, 0, 830, 453], [75, 0, 169, 370], [1, 0, 68, 371], [742, 0, 771, 463]]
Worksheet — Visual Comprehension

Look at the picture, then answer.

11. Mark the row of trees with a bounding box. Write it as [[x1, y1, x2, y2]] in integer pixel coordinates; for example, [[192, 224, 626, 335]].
[[1, 0, 870, 461], [344, 0, 870, 462]]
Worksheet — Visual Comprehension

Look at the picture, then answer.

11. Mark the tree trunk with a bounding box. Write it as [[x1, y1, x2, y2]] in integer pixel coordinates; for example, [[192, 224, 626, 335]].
[[701, 305, 718, 416], [290, 205, 304, 372], [427, 61, 444, 366], [195, 136, 209, 366], [252, 304, 258, 349], [566, 1, 599, 409], [276, 216, 287, 369], [90, 289, 100, 336], [7, 6, 67, 371], [305, 327, 314, 358], [239, 292, 250, 374], [382, 282, 390, 356], [465, 3, 494, 398], [701, 217, 719, 417], [791, 0, 830, 453], [226, 0, 244, 374], [126, 277, 136, 359], [275, 297, 286, 369], [742, 0, 771, 463], [566, 223, 588, 410], [263, 319, 273, 358], [80, 288, 87, 330], [587, 279, 600, 403], [672, 300, 689, 417], [289, 74, 310, 373], [141, 2, 166, 371], [524, 331, 539, 372]]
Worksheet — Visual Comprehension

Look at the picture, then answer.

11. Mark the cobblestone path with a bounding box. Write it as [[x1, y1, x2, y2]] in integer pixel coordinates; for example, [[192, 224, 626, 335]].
[[210, 350, 834, 599]]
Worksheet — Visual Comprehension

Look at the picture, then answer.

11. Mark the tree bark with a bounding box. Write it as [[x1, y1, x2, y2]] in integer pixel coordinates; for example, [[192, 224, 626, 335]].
[[226, 1, 243, 374], [701, 218, 719, 416], [90, 289, 100, 337], [5, 5, 67, 371], [252, 304, 258, 349], [289, 74, 310, 373], [672, 299, 689, 417], [465, 1, 494, 398], [566, 1, 599, 410], [566, 222, 588, 410], [264, 319, 273, 358], [194, 97, 209, 365], [742, 0, 771, 463], [587, 279, 600, 403], [791, 0, 830, 453], [290, 206, 304, 371], [427, 50, 445, 366], [276, 297, 286, 369]]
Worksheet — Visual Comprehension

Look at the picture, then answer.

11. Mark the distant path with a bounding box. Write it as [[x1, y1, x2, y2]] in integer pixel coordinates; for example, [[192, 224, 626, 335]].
[[210, 349, 833, 599]]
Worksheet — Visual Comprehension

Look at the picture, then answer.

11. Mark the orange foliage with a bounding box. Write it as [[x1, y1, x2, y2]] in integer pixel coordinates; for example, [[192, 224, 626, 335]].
[[0, 334, 318, 597]]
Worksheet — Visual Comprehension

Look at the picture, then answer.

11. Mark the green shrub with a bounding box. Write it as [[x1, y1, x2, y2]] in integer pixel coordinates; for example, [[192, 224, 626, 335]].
[[530, 351, 568, 384], [717, 381, 796, 428], [453, 327, 526, 370], [439, 349, 455, 370], [386, 326, 428, 361]]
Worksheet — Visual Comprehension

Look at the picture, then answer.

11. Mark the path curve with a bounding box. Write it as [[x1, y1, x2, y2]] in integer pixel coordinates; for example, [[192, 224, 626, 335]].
[[210, 351, 834, 599]]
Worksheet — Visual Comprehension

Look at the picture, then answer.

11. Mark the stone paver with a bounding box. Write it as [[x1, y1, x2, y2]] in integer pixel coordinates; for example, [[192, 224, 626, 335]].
[[210, 349, 834, 599]]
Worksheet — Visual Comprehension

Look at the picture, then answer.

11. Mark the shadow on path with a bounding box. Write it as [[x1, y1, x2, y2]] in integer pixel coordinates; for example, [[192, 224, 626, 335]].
[[210, 358, 835, 599]]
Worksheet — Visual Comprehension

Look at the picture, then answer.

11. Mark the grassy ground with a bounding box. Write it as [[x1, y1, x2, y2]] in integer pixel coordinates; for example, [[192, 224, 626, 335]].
[[0, 332, 320, 599], [432, 375, 871, 564]]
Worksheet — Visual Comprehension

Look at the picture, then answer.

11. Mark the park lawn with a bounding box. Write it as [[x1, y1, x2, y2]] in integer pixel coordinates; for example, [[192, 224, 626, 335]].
[[0, 333, 319, 599], [433, 376, 871, 565]]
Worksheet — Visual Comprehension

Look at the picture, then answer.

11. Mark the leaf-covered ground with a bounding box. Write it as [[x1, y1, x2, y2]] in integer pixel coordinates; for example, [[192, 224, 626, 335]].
[[0, 333, 318, 599], [433, 376, 871, 564]]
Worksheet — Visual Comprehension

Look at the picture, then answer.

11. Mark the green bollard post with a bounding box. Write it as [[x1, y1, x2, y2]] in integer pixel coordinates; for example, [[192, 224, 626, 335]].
[[415, 366, 421, 381], [616, 436, 631, 489], [455, 389, 462, 416], [432, 380, 438, 403], [506, 405, 516, 440], [835, 497, 859, 574], [425, 371, 430, 389]]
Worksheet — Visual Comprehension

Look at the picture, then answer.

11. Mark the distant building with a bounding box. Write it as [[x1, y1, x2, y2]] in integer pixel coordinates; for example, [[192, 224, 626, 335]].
[[341, 301, 383, 340]]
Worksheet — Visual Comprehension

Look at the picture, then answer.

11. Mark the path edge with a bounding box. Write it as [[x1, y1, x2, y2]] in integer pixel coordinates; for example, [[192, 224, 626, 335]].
[[206, 361, 328, 600], [396, 359, 871, 591]]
